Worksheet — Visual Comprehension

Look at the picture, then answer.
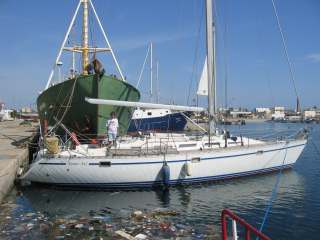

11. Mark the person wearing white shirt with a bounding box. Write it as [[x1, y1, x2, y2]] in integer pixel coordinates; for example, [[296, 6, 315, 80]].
[[106, 112, 118, 146]]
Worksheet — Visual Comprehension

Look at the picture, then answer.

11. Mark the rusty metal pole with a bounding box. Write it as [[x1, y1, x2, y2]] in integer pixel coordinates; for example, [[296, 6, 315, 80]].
[[82, 0, 89, 74]]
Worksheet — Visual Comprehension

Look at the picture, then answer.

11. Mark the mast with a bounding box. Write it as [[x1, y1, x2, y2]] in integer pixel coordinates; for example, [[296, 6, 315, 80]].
[[205, 0, 216, 141], [150, 42, 153, 101], [156, 60, 159, 103], [213, 23, 217, 113], [82, 0, 89, 74]]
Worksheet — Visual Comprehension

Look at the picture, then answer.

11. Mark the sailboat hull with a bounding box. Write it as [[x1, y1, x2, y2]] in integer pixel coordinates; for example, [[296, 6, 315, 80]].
[[37, 74, 140, 137], [128, 112, 188, 132], [22, 139, 306, 189]]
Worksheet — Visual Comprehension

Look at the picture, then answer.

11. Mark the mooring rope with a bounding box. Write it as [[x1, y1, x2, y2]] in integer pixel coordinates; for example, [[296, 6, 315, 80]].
[[258, 143, 288, 236], [310, 137, 320, 159], [48, 76, 79, 135]]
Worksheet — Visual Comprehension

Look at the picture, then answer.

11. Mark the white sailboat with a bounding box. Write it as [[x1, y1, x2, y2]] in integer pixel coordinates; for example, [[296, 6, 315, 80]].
[[22, 0, 307, 189]]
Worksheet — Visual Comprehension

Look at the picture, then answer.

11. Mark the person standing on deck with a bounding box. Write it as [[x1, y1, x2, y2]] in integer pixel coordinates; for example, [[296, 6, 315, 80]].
[[106, 112, 118, 147]]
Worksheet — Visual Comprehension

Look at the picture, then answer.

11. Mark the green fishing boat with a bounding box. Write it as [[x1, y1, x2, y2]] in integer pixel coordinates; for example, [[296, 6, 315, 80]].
[[37, 0, 140, 138]]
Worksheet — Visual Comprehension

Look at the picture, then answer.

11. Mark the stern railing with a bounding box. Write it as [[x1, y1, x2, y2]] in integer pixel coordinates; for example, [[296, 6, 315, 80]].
[[221, 209, 271, 240]]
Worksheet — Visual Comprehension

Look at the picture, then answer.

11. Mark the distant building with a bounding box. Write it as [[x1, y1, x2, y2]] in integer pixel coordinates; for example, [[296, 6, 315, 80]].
[[21, 107, 32, 113], [255, 107, 271, 119], [304, 110, 316, 119], [0, 103, 14, 121], [272, 106, 285, 120], [255, 107, 271, 113], [274, 106, 285, 112], [271, 112, 285, 120], [230, 110, 252, 119]]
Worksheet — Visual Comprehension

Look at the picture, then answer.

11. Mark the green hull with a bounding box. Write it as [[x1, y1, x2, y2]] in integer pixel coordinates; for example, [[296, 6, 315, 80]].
[[37, 74, 140, 137]]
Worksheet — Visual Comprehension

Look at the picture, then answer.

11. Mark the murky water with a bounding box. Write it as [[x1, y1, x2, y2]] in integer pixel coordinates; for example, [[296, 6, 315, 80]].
[[1, 122, 319, 239]]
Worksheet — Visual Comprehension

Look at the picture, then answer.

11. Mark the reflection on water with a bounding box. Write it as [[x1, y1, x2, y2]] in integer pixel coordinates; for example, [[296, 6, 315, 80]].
[[2, 122, 320, 239], [21, 170, 305, 225], [8, 169, 305, 239]]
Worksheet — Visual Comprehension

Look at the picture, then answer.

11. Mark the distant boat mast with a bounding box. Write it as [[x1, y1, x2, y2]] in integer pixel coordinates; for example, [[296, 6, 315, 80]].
[[150, 42, 153, 101]]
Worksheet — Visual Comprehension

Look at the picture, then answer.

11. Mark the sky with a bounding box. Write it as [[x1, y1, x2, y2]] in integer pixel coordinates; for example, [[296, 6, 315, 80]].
[[0, 0, 320, 110]]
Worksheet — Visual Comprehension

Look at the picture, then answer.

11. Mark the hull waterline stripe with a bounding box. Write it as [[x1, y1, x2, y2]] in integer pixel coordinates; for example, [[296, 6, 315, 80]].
[[39, 162, 66, 165], [34, 163, 294, 188]]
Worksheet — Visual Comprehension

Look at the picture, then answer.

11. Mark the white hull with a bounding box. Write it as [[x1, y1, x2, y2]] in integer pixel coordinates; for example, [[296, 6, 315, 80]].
[[22, 139, 306, 189]]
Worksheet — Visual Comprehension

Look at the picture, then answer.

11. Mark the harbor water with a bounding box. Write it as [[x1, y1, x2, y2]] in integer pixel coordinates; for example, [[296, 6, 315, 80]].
[[0, 122, 319, 239]]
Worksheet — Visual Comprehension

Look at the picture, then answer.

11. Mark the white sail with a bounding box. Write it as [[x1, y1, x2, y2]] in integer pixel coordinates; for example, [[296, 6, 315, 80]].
[[197, 57, 208, 96]]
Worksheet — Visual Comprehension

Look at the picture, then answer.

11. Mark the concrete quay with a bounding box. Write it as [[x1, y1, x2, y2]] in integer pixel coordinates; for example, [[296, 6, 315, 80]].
[[0, 120, 38, 203]]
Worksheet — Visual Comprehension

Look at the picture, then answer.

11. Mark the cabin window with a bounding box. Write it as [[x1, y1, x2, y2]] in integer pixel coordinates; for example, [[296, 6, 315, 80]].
[[147, 112, 152, 116], [99, 161, 111, 167], [179, 143, 197, 148], [191, 157, 201, 163], [205, 142, 220, 146]]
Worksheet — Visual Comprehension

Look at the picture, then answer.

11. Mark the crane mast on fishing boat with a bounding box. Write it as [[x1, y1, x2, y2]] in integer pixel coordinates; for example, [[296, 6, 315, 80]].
[[45, 0, 127, 89], [38, 0, 141, 138], [82, 0, 89, 74]]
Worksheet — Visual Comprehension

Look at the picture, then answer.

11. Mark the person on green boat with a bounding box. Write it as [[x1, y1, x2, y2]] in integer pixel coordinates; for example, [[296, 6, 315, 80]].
[[106, 112, 118, 147]]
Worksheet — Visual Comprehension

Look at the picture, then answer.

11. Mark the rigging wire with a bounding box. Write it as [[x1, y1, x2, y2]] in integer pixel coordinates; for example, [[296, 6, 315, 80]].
[[253, 4, 276, 108], [222, 0, 229, 109], [136, 44, 151, 88], [311, 137, 320, 159], [186, 1, 204, 105], [271, 0, 300, 101], [89, 6, 97, 60], [256, 4, 304, 231]]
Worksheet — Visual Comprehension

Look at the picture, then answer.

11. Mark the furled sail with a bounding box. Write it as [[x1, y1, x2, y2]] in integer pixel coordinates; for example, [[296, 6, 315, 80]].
[[197, 57, 208, 96], [85, 98, 206, 112]]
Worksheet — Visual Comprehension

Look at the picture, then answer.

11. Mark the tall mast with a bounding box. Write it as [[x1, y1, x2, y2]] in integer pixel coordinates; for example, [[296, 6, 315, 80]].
[[150, 42, 153, 101], [206, 0, 216, 140], [82, 0, 89, 74], [156, 60, 159, 103], [213, 23, 217, 113]]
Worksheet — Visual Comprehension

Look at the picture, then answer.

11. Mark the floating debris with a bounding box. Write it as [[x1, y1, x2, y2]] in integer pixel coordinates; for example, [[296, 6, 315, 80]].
[[115, 230, 135, 240], [0, 200, 220, 240]]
